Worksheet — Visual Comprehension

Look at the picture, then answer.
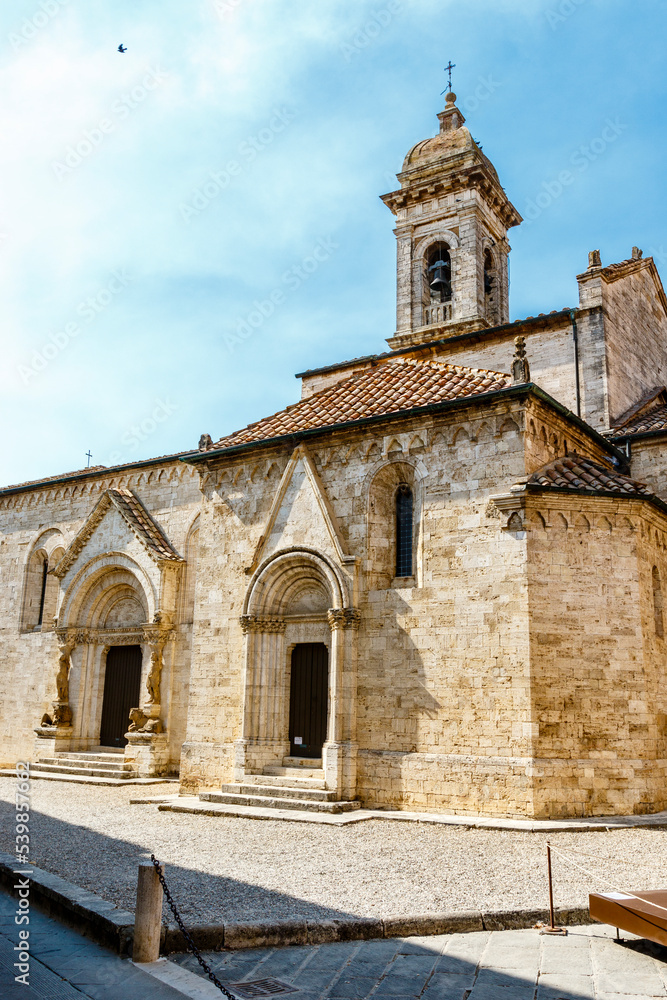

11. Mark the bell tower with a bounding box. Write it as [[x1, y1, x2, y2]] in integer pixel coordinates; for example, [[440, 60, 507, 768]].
[[381, 91, 522, 350]]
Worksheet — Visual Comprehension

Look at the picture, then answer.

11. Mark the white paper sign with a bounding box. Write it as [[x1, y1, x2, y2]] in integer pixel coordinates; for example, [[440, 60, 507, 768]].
[[294, 737, 302, 745]]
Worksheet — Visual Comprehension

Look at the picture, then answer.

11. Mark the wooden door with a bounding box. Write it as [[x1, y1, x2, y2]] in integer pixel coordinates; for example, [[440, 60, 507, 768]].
[[288, 643, 329, 759], [99, 645, 142, 748]]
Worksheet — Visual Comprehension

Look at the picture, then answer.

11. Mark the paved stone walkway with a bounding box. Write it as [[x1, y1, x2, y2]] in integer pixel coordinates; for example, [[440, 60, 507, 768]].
[[170, 924, 667, 999], [2, 878, 667, 999], [0, 887, 184, 999]]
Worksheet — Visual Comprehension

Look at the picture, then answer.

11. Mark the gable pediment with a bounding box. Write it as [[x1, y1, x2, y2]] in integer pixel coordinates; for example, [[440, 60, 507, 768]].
[[53, 489, 183, 579], [247, 444, 353, 574]]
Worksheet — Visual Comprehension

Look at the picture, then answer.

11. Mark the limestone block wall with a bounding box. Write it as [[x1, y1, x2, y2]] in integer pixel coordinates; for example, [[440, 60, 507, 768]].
[[0, 460, 201, 766], [182, 392, 636, 816], [525, 495, 667, 817], [182, 395, 539, 812], [629, 438, 667, 499], [602, 264, 667, 425], [430, 320, 579, 416]]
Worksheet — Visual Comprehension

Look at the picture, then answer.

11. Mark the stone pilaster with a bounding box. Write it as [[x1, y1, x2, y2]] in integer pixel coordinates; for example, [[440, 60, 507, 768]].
[[235, 614, 288, 778], [323, 607, 361, 799]]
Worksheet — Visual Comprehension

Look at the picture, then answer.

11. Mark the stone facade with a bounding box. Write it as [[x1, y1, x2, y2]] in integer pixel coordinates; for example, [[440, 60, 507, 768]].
[[2, 94, 667, 818]]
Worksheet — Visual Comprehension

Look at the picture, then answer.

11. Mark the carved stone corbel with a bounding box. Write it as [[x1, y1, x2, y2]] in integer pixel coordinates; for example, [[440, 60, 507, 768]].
[[327, 608, 361, 631], [240, 614, 287, 634]]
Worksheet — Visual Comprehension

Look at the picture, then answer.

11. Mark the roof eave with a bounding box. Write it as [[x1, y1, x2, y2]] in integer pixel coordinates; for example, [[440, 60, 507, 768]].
[[295, 308, 577, 381], [0, 453, 190, 498], [181, 382, 626, 467], [524, 482, 667, 516]]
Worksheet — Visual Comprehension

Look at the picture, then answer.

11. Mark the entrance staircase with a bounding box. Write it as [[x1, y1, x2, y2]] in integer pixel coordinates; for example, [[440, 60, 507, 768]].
[[34, 748, 138, 780], [0, 748, 142, 783], [199, 756, 360, 814]]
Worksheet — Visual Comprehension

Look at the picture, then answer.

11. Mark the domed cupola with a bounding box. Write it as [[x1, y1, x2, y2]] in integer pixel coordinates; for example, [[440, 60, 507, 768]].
[[382, 91, 522, 349]]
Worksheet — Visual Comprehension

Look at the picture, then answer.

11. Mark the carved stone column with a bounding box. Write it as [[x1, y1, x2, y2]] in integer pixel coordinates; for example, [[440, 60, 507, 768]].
[[323, 608, 361, 799], [234, 615, 287, 779]]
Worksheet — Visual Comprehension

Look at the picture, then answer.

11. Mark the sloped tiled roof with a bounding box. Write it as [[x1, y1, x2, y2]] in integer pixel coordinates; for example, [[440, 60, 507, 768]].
[[109, 489, 182, 561], [0, 452, 192, 495], [3, 466, 108, 490], [612, 404, 667, 437], [209, 359, 512, 451], [54, 488, 182, 578], [529, 455, 651, 496]]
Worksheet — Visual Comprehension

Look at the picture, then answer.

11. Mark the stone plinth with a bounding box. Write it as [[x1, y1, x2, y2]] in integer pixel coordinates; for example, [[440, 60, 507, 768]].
[[124, 732, 169, 777], [33, 726, 73, 757]]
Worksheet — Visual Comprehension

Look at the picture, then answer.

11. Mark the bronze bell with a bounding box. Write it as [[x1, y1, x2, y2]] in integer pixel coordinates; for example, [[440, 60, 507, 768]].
[[428, 258, 451, 300]]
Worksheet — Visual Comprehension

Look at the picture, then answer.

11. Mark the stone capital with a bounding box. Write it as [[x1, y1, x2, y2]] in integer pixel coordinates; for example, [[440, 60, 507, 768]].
[[240, 614, 287, 634], [327, 608, 361, 631]]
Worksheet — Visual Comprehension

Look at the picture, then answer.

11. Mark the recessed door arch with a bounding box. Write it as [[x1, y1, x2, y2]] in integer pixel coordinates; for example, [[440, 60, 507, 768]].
[[288, 642, 329, 759], [99, 645, 142, 748]]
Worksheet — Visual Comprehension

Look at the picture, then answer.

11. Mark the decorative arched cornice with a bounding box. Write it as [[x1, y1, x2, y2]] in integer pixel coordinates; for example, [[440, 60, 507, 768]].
[[244, 547, 348, 617], [413, 229, 461, 258], [58, 552, 157, 628]]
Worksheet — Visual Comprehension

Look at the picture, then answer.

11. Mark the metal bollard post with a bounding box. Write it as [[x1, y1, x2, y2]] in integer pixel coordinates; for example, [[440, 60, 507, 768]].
[[133, 862, 163, 963]]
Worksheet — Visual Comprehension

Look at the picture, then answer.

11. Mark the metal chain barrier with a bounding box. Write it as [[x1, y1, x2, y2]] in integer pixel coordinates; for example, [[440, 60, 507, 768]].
[[150, 853, 238, 999]]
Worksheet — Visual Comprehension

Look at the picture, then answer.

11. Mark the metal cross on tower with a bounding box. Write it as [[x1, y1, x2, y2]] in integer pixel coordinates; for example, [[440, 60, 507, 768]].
[[441, 60, 456, 95], [85, 450, 92, 468]]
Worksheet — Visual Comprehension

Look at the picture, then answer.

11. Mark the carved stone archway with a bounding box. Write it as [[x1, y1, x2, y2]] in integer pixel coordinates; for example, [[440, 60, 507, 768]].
[[35, 557, 176, 775], [235, 549, 360, 798]]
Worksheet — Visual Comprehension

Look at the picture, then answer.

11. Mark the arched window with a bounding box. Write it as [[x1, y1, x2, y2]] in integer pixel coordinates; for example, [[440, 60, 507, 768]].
[[653, 566, 664, 637], [395, 484, 413, 578], [180, 520, 200, 625], [483, 248, 499, 324], [22, 549, 49, 631], [21, 532, 65, 632]]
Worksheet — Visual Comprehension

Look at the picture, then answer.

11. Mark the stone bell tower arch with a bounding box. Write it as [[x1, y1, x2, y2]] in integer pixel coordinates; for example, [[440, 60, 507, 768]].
[[382, 90, 522, 350]]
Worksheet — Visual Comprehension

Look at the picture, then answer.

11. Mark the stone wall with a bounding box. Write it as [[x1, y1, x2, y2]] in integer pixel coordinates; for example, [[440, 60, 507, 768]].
[[629, 437, 667, 499], [0, 460, 201, 766], [525, 494, 667, 817]]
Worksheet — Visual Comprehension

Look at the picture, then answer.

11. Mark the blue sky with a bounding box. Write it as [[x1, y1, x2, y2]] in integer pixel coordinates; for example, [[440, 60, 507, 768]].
[[1, 0, 666, 486]]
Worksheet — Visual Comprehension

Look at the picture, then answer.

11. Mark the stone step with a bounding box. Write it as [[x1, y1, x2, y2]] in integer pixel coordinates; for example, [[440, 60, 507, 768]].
[[244, 773, 326, 790], [199, 791, 360, 814], [264, 766, 324, 780], [0, 768, 174, 786], [282, 756, 322, 768], [32, 763, 138, 779], [220, 783, 336, 802], [39, 756, 133, 771], [56, 751, 127, 762]]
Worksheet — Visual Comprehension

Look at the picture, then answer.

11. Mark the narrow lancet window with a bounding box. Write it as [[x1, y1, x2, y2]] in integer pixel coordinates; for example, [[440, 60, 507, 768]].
[[37, 557, 48, 627], [653, 566, 664, 637], [395, 484, 413, 578]]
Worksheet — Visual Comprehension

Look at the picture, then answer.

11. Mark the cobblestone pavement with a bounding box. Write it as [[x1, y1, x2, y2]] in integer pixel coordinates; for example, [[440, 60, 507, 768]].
[[169, 925, 667, 1000]]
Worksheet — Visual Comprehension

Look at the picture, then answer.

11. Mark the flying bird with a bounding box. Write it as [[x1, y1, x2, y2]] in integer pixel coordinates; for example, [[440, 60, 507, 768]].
[[118, 44, 127, 53]]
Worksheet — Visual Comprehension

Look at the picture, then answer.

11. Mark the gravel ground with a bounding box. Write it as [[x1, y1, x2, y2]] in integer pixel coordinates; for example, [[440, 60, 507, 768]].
[[1, 778, 666, 925]]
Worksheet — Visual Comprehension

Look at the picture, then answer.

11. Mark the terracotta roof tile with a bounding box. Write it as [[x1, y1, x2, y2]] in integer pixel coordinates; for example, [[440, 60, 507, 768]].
[[0, 452, 192, 494], [3, 466, 108, 490], [528, 454, 651, 496], [109, 489, 182, 561], [210, 359, 512, 450], [612, 403, 667, 437]]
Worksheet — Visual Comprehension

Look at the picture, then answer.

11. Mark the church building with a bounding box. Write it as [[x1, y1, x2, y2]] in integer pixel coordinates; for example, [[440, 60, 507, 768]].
[[3, 91, 667, 819]]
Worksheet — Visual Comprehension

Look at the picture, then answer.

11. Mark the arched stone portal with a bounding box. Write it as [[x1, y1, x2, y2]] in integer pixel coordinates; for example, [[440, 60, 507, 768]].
[[35, 554, 176, 774], [235, 549, 360, 798]]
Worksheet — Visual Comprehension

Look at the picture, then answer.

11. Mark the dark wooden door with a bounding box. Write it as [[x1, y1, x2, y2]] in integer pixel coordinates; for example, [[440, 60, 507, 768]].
[[99, 645, 142, 748], [288, 643, 329, 759]]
